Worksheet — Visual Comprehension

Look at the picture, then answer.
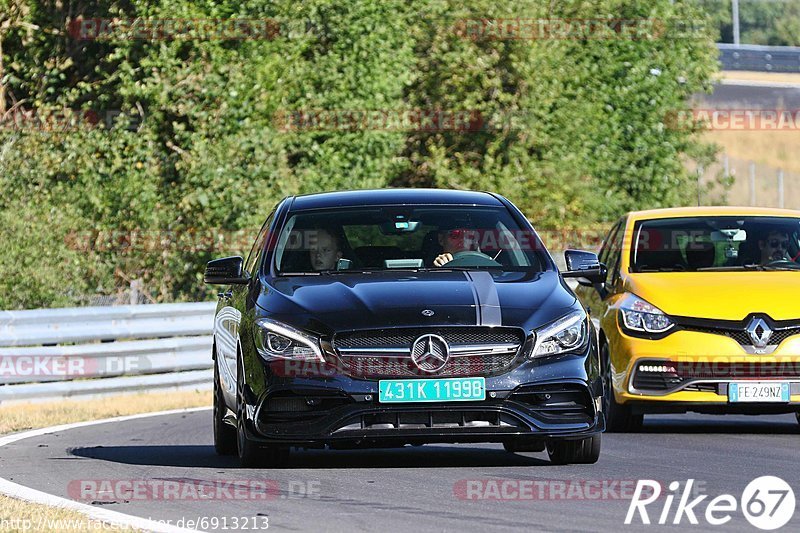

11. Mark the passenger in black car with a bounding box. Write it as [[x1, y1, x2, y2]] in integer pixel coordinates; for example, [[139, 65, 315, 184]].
[[309, 228, 343, 271]]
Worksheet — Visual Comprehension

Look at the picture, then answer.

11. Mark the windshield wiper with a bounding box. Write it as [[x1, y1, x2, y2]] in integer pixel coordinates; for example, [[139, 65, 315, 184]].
[[759, 264, 800, 271], [695, 264, 800, 272], [695, 265, 759, 271]]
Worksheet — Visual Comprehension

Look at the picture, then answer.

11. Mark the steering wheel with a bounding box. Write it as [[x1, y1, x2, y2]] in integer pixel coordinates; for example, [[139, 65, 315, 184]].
[[766, 259, 798, 267], [442, 251, 502, 267]]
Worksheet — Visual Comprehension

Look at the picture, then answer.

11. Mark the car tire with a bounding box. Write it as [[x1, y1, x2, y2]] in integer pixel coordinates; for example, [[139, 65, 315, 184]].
[[237, 411, 290, 468], [602, 343, 644, 433], [213, 358, 237, 456], [235, 353, 290, 468], [546, 434, 601, 465]]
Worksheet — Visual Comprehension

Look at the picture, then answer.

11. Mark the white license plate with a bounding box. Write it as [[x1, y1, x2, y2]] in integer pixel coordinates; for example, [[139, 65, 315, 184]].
[[728, 382, 790, 403]]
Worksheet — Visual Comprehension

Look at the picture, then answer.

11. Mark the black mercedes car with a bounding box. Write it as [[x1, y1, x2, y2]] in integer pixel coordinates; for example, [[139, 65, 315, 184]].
[[205, 189, 606, 466]]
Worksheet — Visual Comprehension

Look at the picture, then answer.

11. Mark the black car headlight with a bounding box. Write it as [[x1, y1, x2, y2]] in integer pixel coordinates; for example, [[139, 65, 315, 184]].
[[531, 309, 589, 358], [254, 318, 323, 362], [619, 294, 674, 334]]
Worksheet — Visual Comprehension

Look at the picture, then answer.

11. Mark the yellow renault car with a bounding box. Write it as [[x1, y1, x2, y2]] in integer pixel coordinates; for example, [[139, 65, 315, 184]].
[[576, 207, 800, 431]]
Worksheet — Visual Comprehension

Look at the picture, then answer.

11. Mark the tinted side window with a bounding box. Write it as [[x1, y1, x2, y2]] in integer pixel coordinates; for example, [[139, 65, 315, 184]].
[[244, 210, 275, 275], [598, 222, 621, 267], [606, 220, 626, 285]]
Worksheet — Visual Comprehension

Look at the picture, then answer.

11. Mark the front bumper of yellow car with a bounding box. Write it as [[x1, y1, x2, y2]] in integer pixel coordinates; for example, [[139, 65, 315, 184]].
[[608, 320, 800, 414]]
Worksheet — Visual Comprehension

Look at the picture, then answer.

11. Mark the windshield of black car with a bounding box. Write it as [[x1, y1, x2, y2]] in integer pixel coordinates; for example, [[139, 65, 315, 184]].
[[273, 206, 549, 274], [630, 216, 800, 272]]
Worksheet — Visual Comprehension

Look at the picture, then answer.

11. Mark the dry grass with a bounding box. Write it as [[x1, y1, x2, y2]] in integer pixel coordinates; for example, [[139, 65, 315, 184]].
[[705, 130, 800, 175], [0, 389, 209, 435], [720, 71, 800, 85], [0, 496, 138, 532], [0, 389, 210, 532]]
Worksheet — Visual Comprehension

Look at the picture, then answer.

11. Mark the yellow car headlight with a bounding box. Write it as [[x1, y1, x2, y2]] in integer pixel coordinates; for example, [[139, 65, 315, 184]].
[[620, 294, 675, 334]]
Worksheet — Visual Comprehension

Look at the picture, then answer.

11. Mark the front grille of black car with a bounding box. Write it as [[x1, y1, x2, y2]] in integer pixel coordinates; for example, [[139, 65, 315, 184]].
[[332, 327, 526, 378], [335, 328, 524, 349], [332, 410, 523, 433], [632, 360, 800, 394]]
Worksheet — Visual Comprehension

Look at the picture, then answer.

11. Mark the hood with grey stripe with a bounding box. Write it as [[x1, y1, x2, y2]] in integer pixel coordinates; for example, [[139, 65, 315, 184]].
[[257, 269, 577, 335]]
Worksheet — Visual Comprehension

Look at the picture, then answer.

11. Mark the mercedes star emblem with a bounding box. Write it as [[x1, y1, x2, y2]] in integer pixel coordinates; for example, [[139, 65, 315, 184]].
[[410, 334, 450, 373]]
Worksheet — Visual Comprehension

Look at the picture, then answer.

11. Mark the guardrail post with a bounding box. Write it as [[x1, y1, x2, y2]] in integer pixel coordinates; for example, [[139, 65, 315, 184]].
[[722, 154, 729, 180], [697, 165, 704, 206], [130, 279, 141, 305]]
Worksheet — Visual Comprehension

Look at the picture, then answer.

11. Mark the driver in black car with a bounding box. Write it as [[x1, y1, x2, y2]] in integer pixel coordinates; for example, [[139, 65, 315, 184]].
[[433, 226, 494, 266], [758, 230, 793, 264]]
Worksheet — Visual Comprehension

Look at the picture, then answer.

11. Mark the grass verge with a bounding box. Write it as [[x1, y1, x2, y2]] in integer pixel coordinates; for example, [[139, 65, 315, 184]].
[[720, 71, 800, 85], [0, 389, 210, 532], [705, 130, 800, 176]]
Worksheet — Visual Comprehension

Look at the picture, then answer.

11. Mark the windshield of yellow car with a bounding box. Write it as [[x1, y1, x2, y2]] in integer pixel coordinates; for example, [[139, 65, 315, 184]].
[[630, 216, 800, 272]]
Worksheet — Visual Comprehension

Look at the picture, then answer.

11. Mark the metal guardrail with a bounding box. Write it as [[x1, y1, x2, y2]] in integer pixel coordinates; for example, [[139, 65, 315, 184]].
[[718, 43, 800, 73], [0, 302, 215, 402]]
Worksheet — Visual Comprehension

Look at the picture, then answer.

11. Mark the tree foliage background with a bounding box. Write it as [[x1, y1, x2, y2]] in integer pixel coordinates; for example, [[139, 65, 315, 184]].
[[700, 0, 800, 46], [0, 0, 719, 309]]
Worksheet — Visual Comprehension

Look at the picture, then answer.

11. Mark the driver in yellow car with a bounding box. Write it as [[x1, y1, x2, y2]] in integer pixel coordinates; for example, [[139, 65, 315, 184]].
[[758, 230, 792, 264]]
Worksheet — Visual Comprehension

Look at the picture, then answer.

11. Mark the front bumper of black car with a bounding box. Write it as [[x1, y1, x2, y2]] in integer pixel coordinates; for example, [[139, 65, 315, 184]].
[[240, 350, 604, 448]]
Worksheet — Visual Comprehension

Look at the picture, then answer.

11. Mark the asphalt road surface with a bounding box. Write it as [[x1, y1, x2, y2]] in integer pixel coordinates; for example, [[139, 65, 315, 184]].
[[1, 409, 799, 532], [700, 82, 800, 108]]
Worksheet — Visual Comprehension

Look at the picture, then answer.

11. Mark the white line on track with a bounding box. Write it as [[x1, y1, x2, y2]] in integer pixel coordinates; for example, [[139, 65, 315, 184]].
[[0, 407, 212, 533]]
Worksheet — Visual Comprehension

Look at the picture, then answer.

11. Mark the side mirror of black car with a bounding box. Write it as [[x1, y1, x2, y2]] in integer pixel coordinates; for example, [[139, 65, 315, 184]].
[[204, 256, 250, 285], [561, 250, 607, 285]]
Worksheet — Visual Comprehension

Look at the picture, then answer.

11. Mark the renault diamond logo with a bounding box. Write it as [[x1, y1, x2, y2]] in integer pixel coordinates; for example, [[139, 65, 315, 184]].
[[410, 334, 450, 373], [746, 317, 773, 349]]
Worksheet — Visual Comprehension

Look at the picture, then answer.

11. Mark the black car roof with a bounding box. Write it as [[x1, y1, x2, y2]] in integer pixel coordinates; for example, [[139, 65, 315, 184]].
[[289, 189, 505, 211]]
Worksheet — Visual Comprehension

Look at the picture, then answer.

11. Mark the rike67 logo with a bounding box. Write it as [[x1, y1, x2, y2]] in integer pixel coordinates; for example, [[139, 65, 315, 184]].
[[626, 477, 795, 530]]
